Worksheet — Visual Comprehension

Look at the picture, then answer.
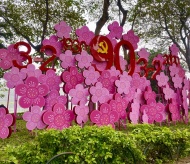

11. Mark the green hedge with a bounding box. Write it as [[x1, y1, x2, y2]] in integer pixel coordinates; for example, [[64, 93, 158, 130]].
[[3, 124, 190, 164]]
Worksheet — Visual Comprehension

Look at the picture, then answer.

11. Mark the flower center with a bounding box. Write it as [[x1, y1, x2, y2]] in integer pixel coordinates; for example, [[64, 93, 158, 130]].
[[70, 75, 77, 86], [66, 56, 72, 63], [31, 113, 41, 123], [100, 114, 110, 125], [26, 88, 39, 99], [54, 114, 65, 127], [11, 74, 20, 82], [47, 78, 55, 86], [95, 89, 102, 97], [76, 91, 84, 99]]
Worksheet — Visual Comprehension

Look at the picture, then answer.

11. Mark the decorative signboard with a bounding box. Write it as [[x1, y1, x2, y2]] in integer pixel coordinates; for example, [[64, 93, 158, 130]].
[[0, 20, 189, 138]]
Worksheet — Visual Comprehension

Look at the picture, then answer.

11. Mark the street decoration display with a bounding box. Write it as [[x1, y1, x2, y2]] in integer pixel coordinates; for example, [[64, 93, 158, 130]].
[[0, 21, 189, 139]]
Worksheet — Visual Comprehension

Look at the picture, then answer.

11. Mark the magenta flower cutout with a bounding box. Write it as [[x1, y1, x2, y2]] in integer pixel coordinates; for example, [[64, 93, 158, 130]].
[[21, 64, 42, 79], [15, 76, 49, 108], [169, 44, 179, 56], [98, 70, 117, 94], [59, 50, 76, 69], [172, 74, 183, 88], [163, 85, 174, 100], [39, 69, 61, 91], [42, 35, 62, 57], [3, 67, 26, 89], [107, 21, 123, 39], [169, 64, 179, 77], [69, 84, 89, 105], [156, 72, 169, 87], [169, 102, 180, 121], [90, 103, 119, 128], [83, 66, 100, 85], [140, 99, 166, 124], [75, 50, 93, 68], [0, 44, 23, 70], [23, 106, 46, 130], [62, 67, 84, 93], [54, 21, 72, 38], [0, 106, 14, 139], [131, 73, 147, 91], [90, 82, 110, 104], [108, 66, 120, 77], [115, 77, 131, 94], [43, 103, 75, 130], [109, 93, 128, 119], [75, 26, 95, 45], [144, 86, 156, 101], [74, 102, 89, 124], [123, 30, 139, 50], [138, 48, 150, 61], [44, 90, 67, 111]]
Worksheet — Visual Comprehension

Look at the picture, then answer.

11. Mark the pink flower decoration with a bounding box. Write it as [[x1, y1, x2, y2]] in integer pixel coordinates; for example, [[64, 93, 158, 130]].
[[107, 21, 123, 39], [75, 26, 95, 45], [15, 76, 49, 108], [144, 86, 156, 101], [169, 102, 180, 121], [69, 84, 89, 105], [91, 60, 107, 72], [23, 106, 46, 130], [62, 67, 84, 93], [119, 56, 127, 71], [124, 87, 136, 102], [106, 35, 117, 48], [172, 74, 183, 88], [131, 73, 147, 91], [90, 82, 110, 104], [43, 103, 74, 130], [140, 99, 166, 124], [178, 66, 185, 78], [74, 102, 89, 124], [3, 67, 26, 89], [123, 30, 139, 50], [108, 66, 120, 77], [130, 100, 140, 124], [119, 71, 132, 81], [115, 77, 131, 94], [21, 64, 42, 79], [169, 64, 179, 77], [42, 35, 62, 57], [109, 93, 128, 119], [0, 44, 23, 70], [169, 44, 179, 56], [75, 50, 93, 68], [98, 70, 117, 94], [183, 78, 189, 90], [156, 72, 169, 87], [0, 107, 14, 139], [59, 50, 76, 69], [39, 69, 61, 91], [44, 90, 67, 111], [83, 66, 100, 85], [54, 21, 72, 38], [138, 48, 150, 61], [163, 85, 174, 100], [90, 103, 119, 128]]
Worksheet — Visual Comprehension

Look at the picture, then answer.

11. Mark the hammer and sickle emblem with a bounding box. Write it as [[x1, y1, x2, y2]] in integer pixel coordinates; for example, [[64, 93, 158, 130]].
[[97, 40, 108, 54]]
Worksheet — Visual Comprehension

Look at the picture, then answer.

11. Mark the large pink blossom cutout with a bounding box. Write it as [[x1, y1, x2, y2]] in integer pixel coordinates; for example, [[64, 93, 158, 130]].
[[108, 66, 120, 77], [109, 93, 128, 120], [62, 67, 84, 93], [39, 69, 61, 91], [91, 60, 107, 72], [15, 76, 49, 108], [69, 84, 89, 105], [43, 103, 74, 130], [23, 106, 46, 130], [44, 90, 67, 111], [83, 66, 100, 85], [90, 103, 119, 128], [75, 26, 95, 45], [172, 74, 183, 88], [169, 44, 179, 56], [163, 85, 174, 100], [169, 64, 179, 77], [90, 82, 110, 104], [75, 50, 93, 68], [107, 21, 123, 39], [54, 21, 72, 38], [3, 67, 26, 89], [0, 106, 14, 139], [123, 30, 139, 50], [115, 77, 131, 94], [140, 99, 166, 124], [21, 64, 42, 79], [74, 102, 89, 124], [144, 86, 156, 101], [42, 35, 62, 57], [138, 48, 150, 61], [131, 73, 147, 91], [59, 50, 76, 69], [156, 72, 169, 87]]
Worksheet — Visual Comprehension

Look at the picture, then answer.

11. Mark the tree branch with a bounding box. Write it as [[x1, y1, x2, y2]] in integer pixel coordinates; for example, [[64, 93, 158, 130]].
[[95, 0, 110, 35], [117, 0, 128, 27]]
